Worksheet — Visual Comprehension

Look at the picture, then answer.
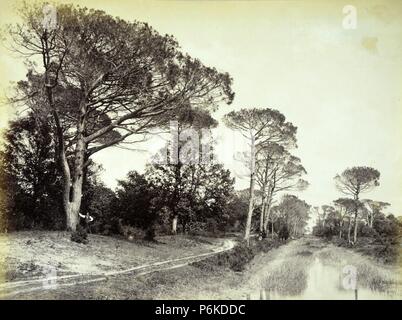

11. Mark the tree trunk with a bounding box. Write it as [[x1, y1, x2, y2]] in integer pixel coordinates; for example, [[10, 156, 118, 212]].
[[339, 220, 343, 239], [347, 216, 352, 244], [271, 221, 274, 239], [244, 136, 256, 244], [368, 213, 373, 228], [64, 135, 86, 232], [172, 215, 178, 234], [244, 179, 255, 243], [65, 203, 78, 231], [263, 195, 272, 235], [260, 192, 267, 234], [182, 221, 186, 234], [352, 194, 359, 245], [63, 98, 87, 232], [353, 212, 358, 244]]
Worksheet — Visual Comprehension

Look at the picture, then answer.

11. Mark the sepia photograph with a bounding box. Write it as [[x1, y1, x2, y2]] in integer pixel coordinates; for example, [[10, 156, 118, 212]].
[[0, 0, 401, 304]]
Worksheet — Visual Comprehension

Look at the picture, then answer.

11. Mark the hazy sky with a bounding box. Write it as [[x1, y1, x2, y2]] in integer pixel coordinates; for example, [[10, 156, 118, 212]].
[[1, 0, 401, 216]]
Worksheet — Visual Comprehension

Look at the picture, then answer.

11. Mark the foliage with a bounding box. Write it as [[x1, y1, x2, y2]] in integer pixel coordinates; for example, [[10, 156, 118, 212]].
[[0, 112, 118, 234], [278, 224, 290, 240], [333, 166, 381, 244], [70, 224, 88, 244], [275, 194, 310, 237], [223, 108, 298, 241], [334, 167, 380, 197], [145, 160, 236, 234], [0, 113, 64, 230], [314, 195, 401, 263], [9, 1, 234, 230], [192, 238, 282, 272], [112, 171, 160, 240], [82, 182, 117, 235]]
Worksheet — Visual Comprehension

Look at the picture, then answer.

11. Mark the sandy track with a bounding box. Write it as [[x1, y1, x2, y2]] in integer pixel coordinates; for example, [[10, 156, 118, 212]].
[[0, 238, 235, 298]]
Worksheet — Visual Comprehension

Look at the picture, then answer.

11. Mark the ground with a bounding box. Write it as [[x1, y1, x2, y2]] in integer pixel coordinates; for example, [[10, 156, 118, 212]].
[[118, 236, 401, 300], [0, 231, 233, 298], [0, 233, 400, 299]]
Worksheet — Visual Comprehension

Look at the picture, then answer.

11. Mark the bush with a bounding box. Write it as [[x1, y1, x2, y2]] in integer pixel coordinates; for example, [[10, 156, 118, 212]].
[[278, 224, 290, 240], [359, 225, 378, 238], [117, 221, 148, 240], [192, 243, 255, 272], [144, 226, 156, 241], [70, 225, 88, 244], [192, 238, 281, 272], [332, 236, 348, 247], [312, 224, 338, 239]]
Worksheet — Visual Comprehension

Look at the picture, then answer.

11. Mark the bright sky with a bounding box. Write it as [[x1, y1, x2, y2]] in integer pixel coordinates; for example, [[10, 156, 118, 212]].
[[1, 0, 401, 216]]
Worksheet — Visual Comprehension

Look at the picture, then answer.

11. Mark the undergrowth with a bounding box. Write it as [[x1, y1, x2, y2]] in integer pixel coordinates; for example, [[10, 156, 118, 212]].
[[192, 238, 283, 272]]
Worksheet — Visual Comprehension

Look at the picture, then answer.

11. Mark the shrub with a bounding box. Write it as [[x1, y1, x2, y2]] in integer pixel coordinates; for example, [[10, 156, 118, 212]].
[[144, 226, 156, 241], [312, 224, 338, 239], [192, 238, 281, 272], [70, 224, 88, 244], [278, 224, 290, 240], [117, 221, 148, 240], [359, 225, 378, 238]]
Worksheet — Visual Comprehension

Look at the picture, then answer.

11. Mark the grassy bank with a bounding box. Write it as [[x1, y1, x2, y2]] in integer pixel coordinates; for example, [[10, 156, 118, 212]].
[[192, 237, 283, 272], [326, 236, 400, 265]]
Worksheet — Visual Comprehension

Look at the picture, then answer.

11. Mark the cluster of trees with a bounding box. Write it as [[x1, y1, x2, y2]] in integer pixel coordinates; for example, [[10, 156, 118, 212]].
[[0, 2, 311, 243], [1, 2, 234, 234], [271, 195, 310, 239], [313, 166, 400, 249], [0, 109, 246, 239], [0, 114, 64, 230], [223, 108, 310, 243]]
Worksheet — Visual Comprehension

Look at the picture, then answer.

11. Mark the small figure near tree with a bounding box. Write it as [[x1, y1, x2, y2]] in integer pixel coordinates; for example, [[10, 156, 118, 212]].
[[79, 212, 94, 234]]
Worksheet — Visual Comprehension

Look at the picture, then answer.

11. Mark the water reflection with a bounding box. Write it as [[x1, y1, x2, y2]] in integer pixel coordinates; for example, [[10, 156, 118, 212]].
[[248, 256, 399, 300]]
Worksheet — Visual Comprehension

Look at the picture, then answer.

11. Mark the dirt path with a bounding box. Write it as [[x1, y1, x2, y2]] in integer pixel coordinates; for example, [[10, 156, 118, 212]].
[[0, 234, 235, 299]]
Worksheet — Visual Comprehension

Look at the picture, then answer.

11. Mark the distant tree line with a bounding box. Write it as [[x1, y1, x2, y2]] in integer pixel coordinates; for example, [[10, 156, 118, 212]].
[[312, 166, 401, 263]]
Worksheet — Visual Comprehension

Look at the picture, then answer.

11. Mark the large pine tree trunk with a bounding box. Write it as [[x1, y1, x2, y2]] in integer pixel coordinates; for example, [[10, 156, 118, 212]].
[[65, 203, 78, 231], [64, 136, 86, 232], [65, 178, 84, 231], [63, 101, 87, 232]]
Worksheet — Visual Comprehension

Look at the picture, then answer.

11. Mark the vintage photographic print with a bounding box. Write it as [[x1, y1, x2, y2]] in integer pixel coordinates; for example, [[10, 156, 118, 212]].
[[0, 0, 401, 302]]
